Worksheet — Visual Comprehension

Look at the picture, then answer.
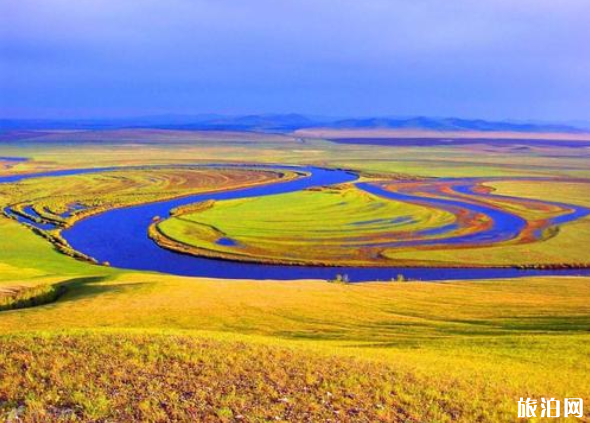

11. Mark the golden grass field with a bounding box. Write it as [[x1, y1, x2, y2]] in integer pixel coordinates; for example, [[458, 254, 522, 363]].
[[0, 130, 589, 422], [2, 167, 298, 227]]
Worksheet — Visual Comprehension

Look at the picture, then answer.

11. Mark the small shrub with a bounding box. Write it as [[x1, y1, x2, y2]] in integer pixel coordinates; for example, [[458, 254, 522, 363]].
[[328, 273, 350, 284]]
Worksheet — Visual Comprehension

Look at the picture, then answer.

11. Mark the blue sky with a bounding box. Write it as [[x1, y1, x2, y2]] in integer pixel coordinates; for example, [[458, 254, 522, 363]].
[[1, 0, 589, 121]]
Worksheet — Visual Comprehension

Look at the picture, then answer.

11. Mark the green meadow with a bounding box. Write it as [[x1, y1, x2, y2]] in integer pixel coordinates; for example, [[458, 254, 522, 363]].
[[155, 178, 590, 268], [155, 185, 456, 266], [1, 131, 589, 422]]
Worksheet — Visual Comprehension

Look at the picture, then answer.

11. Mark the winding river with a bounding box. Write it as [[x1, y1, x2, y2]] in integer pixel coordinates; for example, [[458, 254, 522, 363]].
[[3, 164, 590, 282]]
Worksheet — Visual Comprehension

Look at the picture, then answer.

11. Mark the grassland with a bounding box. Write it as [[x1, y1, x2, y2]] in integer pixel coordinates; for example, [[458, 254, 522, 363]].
[[1, 166, 299, 229], [154, 177, 590, 268], [0, 130, 589, 422], [0, 165, 300, 264], [0, 222, 588, 422], [0, 270, 589, 421], [384, 179, 590, 267], [490, 179, 590, 208], [154, 185, 457, 266], [3, 129, 590, 179], [0, 332, 413, 422]]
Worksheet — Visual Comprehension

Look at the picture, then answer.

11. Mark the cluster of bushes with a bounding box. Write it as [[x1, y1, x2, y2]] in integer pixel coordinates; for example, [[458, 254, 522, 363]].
[[514, 263, 590, 270], [0, 284, 65, 312], [3, 203, 102, 264], [328, 273, 350, 283], [392, 274, 410, 282], [5, 203, 46, 225], [328, 273, 416, 284], [169, 200, 216, 217], [4, 203, 65, 228], [358, 170, 429, 181], [61, 204, 112, 228], [29, 226, 98, 264], [31, 203, 67, 226]]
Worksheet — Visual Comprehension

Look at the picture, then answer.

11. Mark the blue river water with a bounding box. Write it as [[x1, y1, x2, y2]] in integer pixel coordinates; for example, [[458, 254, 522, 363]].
[[452, 181, 590, 226], [357, 183, 528, 247], [2, 163, 590, 282]]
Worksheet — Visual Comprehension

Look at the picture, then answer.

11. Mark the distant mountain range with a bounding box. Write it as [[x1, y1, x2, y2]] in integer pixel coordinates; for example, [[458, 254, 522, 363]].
[[0, 114, 587, 133]]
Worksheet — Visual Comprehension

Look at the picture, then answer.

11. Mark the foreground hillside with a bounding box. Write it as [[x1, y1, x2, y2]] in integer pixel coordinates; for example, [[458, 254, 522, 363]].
[[1, 270, 589, 421], [1, 134, 589, 421], [3, 330, 518, 423], [1, 332, 407, 422]]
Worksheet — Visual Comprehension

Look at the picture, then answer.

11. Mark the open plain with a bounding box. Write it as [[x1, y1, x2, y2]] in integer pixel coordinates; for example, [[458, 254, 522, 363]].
[[0, 129, 589, 422]]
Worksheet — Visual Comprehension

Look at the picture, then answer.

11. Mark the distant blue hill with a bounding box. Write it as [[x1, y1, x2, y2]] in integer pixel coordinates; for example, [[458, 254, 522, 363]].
[[326, 117, 586, 133], [0, 114, 586, 134]]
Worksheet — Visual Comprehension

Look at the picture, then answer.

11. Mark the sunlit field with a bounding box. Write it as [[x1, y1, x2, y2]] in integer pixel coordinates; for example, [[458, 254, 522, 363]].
[[154, 177, 590, 268], [1, 130, 589, 422], [154, 185, 456, 266], [4, 0, 590, 420], [2, 166, 298, 227]]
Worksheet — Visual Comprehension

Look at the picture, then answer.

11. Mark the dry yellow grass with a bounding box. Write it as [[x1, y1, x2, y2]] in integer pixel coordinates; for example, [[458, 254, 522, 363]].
[[0, 274, 589, 421]]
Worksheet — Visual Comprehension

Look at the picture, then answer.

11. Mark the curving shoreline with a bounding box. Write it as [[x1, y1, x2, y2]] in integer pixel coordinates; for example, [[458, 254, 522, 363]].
[[149, 174, 590, 269], [2, 163, 590, 281]]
